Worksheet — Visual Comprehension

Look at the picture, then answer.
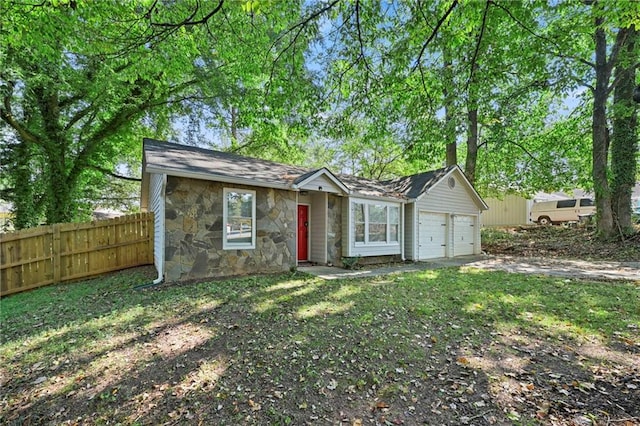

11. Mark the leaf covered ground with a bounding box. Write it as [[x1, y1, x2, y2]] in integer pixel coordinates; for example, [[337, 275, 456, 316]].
[[482, 225, 640, 262], [1, 265, 639, 425]]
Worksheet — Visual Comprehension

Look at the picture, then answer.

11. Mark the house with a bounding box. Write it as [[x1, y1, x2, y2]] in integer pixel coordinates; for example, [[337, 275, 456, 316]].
[[140, 139, 488, 282]]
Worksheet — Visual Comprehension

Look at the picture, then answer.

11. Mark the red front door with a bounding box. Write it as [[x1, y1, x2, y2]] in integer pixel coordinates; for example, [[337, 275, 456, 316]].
[[297, 205, 309, 261]]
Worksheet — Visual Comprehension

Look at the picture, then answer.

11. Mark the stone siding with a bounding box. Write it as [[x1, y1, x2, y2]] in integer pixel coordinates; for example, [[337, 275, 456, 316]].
[[164, 176, 296, 281], [327, 194, 342, 266]]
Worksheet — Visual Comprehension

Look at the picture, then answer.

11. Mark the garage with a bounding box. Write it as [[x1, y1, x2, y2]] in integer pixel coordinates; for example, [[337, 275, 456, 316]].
[[418, 211, 447, 259], [453, 215, 476, 256], [394, 165, 488, 261]]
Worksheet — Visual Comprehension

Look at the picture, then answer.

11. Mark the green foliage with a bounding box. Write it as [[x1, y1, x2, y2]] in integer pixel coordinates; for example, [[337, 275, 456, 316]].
[[0, 1, 318, 227]]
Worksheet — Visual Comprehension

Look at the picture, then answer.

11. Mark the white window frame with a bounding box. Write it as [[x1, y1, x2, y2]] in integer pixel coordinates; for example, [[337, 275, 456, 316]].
[[223, 188, 256, 250], [352, 200, 401, 246]]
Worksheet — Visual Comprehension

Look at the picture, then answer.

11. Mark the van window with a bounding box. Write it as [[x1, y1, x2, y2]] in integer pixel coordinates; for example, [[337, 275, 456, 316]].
[[580, 198, 594, 207], [557, 199, 576, 208]]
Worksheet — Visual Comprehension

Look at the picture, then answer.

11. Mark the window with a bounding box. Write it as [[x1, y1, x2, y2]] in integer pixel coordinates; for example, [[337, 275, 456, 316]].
[[223, 188, 256, 249], [557, 199, 576, 208], [580, 198, 594, 207], [352, 201, 400, 245]]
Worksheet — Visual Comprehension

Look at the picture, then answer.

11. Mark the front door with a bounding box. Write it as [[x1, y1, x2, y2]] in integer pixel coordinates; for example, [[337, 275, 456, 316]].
[[297, 205, 309, 261]]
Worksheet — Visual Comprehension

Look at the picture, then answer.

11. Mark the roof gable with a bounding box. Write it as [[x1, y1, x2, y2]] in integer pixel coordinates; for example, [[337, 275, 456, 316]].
[[293, 168, 350, 194], [386, 165, 488, 210]]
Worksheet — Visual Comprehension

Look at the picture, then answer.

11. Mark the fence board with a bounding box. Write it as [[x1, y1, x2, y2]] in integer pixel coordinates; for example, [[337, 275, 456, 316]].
[[0, 213, 154, 296]]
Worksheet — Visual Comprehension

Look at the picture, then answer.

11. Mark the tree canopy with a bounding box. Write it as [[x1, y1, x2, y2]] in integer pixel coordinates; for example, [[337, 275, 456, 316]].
[[1, 0, 638, 237]]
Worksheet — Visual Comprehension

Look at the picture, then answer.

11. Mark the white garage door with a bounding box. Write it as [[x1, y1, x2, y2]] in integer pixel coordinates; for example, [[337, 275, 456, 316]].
[[453, 215, 476, 256], [418, 212, 447, 259]]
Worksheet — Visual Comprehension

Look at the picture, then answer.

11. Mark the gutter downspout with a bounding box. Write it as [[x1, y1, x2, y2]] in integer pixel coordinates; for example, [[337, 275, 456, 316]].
[[135, 174, 165, 290], [400, 202, 405, 261]]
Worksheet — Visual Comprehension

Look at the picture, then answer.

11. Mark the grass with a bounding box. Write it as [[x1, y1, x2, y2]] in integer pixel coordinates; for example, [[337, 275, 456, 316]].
[[1, 266, 639, 425]]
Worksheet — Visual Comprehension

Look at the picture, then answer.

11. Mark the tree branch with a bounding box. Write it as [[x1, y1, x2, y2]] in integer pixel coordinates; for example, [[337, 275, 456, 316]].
[[355, 0, 374, 76], [411, 0, 459, 74], [464, 0, 491, 93], [149, 0, 224, 28], [490, 1, 595, 69], [266, 0, 340, 97], [90, 165, 141, 182], [1, 82, 41, 145]]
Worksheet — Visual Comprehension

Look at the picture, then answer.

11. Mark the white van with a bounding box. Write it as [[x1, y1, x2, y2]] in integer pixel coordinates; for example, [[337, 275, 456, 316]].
[[530, 198, 596, 225]]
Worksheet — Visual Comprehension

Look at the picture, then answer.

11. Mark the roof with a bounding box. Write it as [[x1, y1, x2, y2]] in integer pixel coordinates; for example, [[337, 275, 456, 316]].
[[142, 139, 484, 205], [384, 166, 456, 199], [143, 138, 310, 190]]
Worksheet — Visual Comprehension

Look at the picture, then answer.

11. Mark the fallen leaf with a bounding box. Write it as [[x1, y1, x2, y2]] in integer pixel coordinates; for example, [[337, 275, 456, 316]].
[[375, 401, 390, 410], [248, 399, 261, 411], [32, 376, 47, 385]]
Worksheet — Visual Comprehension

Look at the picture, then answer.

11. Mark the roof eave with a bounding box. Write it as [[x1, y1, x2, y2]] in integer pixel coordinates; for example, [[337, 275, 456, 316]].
[[348, 193, 408, 203], [144, 166, 294, 191]]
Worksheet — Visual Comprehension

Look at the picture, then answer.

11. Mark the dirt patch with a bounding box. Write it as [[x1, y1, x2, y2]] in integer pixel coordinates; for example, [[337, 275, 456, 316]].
[[483, 226, 640, 262]]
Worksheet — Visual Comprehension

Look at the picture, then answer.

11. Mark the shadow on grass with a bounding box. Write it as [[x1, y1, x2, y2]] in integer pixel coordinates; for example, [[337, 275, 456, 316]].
[[1, 266, 638, 425]]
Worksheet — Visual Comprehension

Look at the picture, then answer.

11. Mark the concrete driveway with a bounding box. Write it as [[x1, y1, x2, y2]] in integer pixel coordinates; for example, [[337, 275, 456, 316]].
[[300, 255, 640, 282]]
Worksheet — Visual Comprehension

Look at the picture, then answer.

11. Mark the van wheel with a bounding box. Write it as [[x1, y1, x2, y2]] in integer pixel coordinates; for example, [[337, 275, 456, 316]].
[[538, 216, 551, 226]]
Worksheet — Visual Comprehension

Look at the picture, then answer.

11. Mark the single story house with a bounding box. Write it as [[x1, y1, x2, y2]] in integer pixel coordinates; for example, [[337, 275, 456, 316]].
[[141, 138, 488, 282]]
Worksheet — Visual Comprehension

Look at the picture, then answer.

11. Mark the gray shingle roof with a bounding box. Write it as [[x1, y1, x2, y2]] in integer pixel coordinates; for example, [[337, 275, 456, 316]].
[[384, 166, 456, 199], [144, 138, 310, 188], [143, 138, 457, 200]]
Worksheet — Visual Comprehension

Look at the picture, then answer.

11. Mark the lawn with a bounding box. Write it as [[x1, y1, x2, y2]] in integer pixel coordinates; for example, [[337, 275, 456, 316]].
[[1, 266, 639, 425]]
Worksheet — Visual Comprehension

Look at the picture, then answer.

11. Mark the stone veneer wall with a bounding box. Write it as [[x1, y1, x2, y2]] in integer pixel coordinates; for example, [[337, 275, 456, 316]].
[[327, 194, 342, 266], [164, 176, 296, 282]]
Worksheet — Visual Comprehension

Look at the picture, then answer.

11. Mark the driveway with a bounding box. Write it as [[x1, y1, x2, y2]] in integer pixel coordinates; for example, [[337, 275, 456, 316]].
[[301, 255, 640, 282]]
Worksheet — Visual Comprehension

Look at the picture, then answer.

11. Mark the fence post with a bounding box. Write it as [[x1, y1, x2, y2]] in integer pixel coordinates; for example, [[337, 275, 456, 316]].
[[53, 224, 61, 283]]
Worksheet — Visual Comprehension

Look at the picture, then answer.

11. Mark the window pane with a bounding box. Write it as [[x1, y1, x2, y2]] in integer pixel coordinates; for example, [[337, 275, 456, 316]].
[[226, 191, 253, 244], [557, 199, 576, 208], [355, 224, 365, 243], [389, 206, 399, 242], [354, 203, 365, 223], [369, 205, 386, 223], [368, 205, 387, 242], [354, 203, 365, 242], [580, 198, 594, 207], [390, 224, 399, 242]]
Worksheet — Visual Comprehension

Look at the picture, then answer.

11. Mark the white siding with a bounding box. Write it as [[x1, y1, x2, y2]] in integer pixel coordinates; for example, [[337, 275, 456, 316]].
[[415, 174, 479, 215], [404, 204, 416, 260], [149, 173, 166, 277], [309, 192, 327, 263], [300, 175, 344, 194]]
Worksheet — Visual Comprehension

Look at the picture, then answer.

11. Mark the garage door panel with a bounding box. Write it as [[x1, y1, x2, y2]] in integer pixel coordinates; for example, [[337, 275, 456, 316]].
[[453, 215, 475, 256], [419, 212, 447, 259]]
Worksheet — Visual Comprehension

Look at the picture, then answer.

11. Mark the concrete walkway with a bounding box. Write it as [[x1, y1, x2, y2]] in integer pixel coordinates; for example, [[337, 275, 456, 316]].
[[300, 255, 640, 282]]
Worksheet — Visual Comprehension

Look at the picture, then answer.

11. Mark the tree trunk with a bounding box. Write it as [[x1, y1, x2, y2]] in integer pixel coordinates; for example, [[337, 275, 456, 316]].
[[10, 142, 41, 229], [443, 50, 457, 166], [611, 26, 637, 235], [465, 106, 478, 185], [592, 18, 615, 238]]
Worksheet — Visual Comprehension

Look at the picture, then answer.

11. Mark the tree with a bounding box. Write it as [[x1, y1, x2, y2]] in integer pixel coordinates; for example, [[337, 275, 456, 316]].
[[1, 1, 316, 228], [610, 25, 638, 234]]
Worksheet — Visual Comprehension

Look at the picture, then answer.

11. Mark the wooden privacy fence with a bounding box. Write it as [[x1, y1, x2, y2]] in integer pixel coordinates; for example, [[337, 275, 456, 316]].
[[0, 212, 154, 296]]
